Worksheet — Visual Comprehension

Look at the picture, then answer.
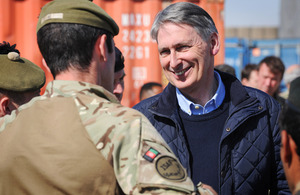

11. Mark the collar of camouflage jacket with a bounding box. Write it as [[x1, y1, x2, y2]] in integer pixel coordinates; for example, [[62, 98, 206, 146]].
[[45, 80, 119, 104]]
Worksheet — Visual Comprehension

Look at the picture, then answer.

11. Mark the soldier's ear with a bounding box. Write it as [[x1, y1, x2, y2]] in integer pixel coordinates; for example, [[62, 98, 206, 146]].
[[42, 58, 51, 74], [94, 34, 108, 62], [0, 96, 10, 117]]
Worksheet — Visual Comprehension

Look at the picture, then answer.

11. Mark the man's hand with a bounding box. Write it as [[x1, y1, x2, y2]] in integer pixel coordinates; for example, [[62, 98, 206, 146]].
[[197, 182, 218, 195]]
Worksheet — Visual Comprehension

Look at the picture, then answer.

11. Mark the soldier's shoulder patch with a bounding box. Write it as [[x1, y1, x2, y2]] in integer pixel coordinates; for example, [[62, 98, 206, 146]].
[[143, 147, 160, 162], [155, 155, 187, 181]]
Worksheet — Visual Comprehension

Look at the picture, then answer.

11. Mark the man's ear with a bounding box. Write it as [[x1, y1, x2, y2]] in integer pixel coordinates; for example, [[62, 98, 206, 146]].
[[95, 34, 108, 62], [289, 133, 299, 160], [42, 58, 51, 73], [210, 32, 220, 56], [241, 78, 247, 85], [0, 96, 10, 117], [281, 130, 292, 166]]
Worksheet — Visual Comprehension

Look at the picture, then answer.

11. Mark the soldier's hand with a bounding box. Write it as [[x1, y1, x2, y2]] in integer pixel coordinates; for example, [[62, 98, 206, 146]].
[[197, 182, 218, 195]]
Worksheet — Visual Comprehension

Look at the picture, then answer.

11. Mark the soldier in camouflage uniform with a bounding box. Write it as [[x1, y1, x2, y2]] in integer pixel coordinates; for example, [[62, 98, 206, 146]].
[[0, 0, 214, 194]]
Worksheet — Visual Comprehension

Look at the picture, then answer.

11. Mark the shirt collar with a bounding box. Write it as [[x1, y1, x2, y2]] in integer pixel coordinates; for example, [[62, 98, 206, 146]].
[[176, 71, 225, 115]]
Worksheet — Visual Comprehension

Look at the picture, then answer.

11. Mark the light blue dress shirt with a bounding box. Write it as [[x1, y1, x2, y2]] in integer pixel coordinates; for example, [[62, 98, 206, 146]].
[[176, 71, 225, 115]]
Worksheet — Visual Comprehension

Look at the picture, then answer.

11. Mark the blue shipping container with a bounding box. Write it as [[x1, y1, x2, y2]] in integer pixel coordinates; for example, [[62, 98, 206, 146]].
[[224, 38, 250, 80]]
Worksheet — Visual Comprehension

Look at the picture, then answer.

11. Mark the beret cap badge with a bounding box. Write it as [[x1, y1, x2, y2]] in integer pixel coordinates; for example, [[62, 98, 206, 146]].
[[7, 52, 20, 61]]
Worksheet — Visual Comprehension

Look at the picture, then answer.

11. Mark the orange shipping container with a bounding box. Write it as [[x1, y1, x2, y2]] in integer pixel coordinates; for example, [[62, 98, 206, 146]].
[[0, 0, 224, 107], [96, 0, 163, 107]]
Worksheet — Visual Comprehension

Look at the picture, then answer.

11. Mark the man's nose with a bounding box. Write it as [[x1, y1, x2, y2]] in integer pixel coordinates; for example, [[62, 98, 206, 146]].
[[114, 83, 123, 93], [169, 51, 180, 69]]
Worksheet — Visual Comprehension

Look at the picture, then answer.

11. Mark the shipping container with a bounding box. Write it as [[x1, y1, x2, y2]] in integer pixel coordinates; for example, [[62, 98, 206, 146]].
[[249, 39, 300, 67], [224, 38, 250, 80]]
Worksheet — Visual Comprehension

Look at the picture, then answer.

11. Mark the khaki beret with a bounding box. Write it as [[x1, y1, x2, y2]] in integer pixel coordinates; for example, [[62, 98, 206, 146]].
[[0, 52, 46, 92], [36, 0, 119, 36]]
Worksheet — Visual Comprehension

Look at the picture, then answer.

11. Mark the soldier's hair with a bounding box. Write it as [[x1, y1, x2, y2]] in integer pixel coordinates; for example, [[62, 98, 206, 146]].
[[0, 89, 27, 106], [139, 82, 162, 100], [215, 64, 236, 77], [0, 41, 20, 54], [150, 2, 218, 42], [37, 23, 113, 78], [258, 56, 285, 79], [279, 103, 300, 156]]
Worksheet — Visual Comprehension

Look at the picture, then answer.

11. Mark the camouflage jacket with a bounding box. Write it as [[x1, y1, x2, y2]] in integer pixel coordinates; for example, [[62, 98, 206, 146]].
[[0, 80, 212, 195]]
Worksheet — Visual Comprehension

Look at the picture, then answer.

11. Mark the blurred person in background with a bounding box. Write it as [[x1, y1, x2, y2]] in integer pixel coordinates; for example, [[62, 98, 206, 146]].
[[257, 56, 285, 106], [134, 2, 289, 194], [280, 76, 300, 195], [113, 46, 126, 101], [280, 64, 300, 99], [241, 63, 258, 88], [139, 82, 163, 101], [0, 41, 45, 116], [214, 64, 236, 77]]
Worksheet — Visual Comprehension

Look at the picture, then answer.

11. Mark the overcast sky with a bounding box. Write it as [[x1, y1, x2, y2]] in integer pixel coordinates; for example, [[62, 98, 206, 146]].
[[224, 0, 281, 27]]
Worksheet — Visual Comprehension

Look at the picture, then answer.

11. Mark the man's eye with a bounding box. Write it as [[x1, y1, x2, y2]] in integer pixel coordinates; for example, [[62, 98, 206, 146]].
[[177, 45, 189, 51], [160, 50, 170, 56]]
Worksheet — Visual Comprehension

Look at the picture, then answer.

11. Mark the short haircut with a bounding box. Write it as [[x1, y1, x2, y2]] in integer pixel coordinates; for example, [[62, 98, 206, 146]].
[[139, 82, 162, 100], [114, 47, 124, 72], [258, 56, 285, 79], [37, 23, 113, 78], [215, 64, 236, 77], [241, 64, 258, 80], [150, 2, 218, 42], [0, 89, 28, 106], [279, 103, 300, 156]]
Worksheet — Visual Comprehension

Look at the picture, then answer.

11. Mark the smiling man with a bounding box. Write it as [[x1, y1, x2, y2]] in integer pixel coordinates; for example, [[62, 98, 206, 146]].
[[134, 2, 290, 194]]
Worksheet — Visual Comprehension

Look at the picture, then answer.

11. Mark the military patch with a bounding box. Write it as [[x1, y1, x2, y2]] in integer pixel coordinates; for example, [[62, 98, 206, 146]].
[[155, 156, 186, 181], [143, 148, 160, 162]]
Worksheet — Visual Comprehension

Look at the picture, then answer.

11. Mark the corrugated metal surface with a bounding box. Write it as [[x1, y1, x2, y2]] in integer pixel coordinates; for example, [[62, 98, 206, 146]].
[[96, 0, 163, 106], [0, 0, 224, 107], [250, 39, 300, 67], [224, 38, 250, 80], [0, 0, 53, 95], [199, 0, 225, 66]]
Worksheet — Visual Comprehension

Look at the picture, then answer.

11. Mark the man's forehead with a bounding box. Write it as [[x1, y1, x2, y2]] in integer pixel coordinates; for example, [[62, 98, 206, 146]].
[[157, 24, 197, 46], [262, 63, 282, 76]]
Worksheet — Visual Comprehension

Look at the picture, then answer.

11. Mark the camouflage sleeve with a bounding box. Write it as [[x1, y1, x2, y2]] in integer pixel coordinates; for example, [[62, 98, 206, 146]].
[[125, 115, 217, 195], [83, 102, 195, 194], [115, 113, 195, 194]]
